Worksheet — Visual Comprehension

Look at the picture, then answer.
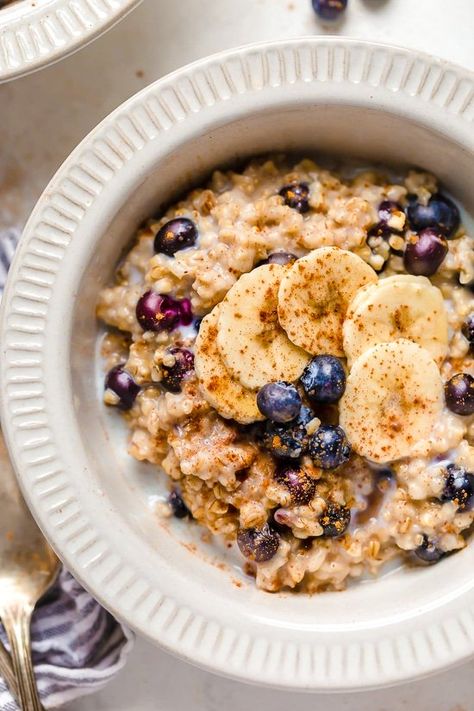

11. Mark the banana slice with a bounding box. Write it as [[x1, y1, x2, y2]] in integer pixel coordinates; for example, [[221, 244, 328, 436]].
[[339, 339, 444, 463], [194, 307, 264, 424], [343, 274, 448, 366], [278, 247, 378, 356], [216, 264, 309, 390]]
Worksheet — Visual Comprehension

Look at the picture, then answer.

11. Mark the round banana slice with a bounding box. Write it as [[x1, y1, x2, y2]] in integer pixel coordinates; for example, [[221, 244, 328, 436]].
[[216, 264, 309, 390], [339, 339, 444, 464], [343, 274, 448, 366], [278, 247, 378, 356], [347, 274, 422, 319], [194, 307, 264, 424]]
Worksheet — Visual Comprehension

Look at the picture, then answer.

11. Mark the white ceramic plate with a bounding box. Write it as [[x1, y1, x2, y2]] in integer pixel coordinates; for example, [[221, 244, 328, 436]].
[[2, 37, 474, 691], [0, 0, 142, 82]]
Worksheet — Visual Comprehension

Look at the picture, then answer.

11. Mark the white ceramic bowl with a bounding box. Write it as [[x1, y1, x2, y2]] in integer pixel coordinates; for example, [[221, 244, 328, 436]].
[[2, 37, 474, 691], [0, 0, 142, 82]]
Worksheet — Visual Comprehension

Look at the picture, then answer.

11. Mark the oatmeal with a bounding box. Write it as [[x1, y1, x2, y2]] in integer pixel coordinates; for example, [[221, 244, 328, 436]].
[[97, 157, 474, 593]]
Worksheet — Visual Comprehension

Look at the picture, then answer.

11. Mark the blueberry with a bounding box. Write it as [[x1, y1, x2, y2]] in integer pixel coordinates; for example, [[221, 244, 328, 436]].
[[275, 464, 317, 506], [194, 317, 203, 332], [319, 503, 351, 538], [237, 524, 280, 562], [462, 314, 474, 352], [445, 373, 474, 415], [178, 297, 193, 326], [414, 535, 444, 564], [378, 200, 404, 227], [300, 355, 346, 404], [136, 291, 181, 332], [403, 228, 448, 277], [260, 406, 314, 459], [278, 183, 310, 213], [104, 365, 140, 410], [407, 194, 460, 238], [264, 252, 298, 266], [440, 463, 474, 511], [308, 425, 351, 469], [257, 381, 302, 423], [312, 0, 347, 20], [154, 217, 198, 256], [168, 489, 191, 519], [161, 347, 194, 393]]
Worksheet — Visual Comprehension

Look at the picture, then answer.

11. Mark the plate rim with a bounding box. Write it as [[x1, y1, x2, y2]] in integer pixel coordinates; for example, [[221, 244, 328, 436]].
[[2, 36, 474, 690]]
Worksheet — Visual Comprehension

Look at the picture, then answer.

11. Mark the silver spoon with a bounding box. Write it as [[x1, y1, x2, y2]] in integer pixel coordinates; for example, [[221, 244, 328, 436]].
[[0, 430, 59, 709]]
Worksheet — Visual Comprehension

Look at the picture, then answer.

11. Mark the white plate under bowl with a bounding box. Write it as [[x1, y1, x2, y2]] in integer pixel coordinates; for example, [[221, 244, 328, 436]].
[[0, 0, 142, 82], [1, 37, 474, 691]]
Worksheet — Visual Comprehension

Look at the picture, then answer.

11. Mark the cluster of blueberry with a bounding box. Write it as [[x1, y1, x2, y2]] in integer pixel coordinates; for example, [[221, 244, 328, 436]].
[[104, 217, 201, 409], [236, 355, 352, 563]]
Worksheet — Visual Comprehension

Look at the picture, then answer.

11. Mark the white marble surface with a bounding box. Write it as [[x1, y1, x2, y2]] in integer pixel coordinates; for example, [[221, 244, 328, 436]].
[[1, 0, 473, 708]]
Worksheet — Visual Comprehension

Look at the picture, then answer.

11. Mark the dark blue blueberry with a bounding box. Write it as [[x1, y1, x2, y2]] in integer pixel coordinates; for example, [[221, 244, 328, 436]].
[[264, 252, 298, 266], [104, 365, 140, 410], [300, 355, 346, 404], [194, 317, 203, 332], [136, 291, 181, 332], [319, 503, 351, 538], [312, 0, 347, 20], [403, 227, 448, 277], [161, 347, 194, 393], [237, 524, 280, 562], [168, 489, 191, 519], [407, 194, 460, 238], [414, 535, 445, 564], [154, 217, 198, 256], [278, 183, 310, 213], [260, 406, 314, 459], [445, 373, 474, 415], [308, 425, 351, 469], [462, 313, 474, 352], [257, 381, 302, 423], [275, 464, 317, 506], [440, 463, 474, 512]]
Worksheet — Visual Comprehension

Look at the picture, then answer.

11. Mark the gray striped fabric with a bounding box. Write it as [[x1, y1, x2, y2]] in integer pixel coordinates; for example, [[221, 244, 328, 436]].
[[0, 232, 134, 710]]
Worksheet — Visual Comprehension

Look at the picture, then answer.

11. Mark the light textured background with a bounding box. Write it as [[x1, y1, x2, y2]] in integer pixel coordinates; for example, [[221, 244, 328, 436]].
[[0, 0, 472, 708]]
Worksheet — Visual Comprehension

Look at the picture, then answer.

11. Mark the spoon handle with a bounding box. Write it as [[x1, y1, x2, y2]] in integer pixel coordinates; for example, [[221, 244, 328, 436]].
[[2, 603, 42, 710], [0, 638, 19, 702]]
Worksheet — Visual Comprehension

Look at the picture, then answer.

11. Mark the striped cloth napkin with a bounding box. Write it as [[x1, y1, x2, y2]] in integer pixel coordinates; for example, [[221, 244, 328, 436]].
[[0, 229, 134, 710]]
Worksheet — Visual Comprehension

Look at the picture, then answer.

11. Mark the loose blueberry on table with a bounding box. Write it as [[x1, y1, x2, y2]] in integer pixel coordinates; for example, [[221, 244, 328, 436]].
[[311, 0, 347, 20]]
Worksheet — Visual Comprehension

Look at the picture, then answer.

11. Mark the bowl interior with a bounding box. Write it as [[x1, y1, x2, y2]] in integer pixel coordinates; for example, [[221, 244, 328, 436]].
[[68, 101, 474, 641]]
